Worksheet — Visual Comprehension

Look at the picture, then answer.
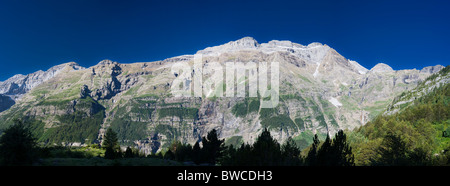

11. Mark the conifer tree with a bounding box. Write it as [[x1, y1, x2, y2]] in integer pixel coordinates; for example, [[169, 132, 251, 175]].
[[0, 119, 38, 166], [103, 128, 119, 149], [281, 137, 301, 165], [124, 146, 134, 158], [252, 128, 282, 166], [305, 134, 320, 166], [372, 133, 409, 166], [164, 149, 175, 160], [103, 128, 120, 159], [192, 141, 202, 164], [331, 130, 355, 166], [316, 134, 332, 166], [201, 129, 225, 165]]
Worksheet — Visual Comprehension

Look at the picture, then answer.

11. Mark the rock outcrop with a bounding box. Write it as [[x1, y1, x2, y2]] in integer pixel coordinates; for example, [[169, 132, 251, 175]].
[[420, 65, 444, 74], [369, 63, 394, 73]]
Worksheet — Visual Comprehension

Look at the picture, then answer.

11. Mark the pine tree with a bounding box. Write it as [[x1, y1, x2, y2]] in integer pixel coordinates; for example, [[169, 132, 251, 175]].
[[124, 146, 134, 158], [234, 143, 254, 166], [201, 129, 225, 165], [104, 147, 116, 159], [218, 144, 236, 166], [372, 133, 409, 166], [310, 130, 355, 166], [252, 128, 282, 166], [331, 130, 355, 166], [170, 141, 193, 162], [0, 119, 38, 166], [305, 134, 320, 166], [317, 134, 332, 166], [103, 128, 119, 149], [281, 137, 301, 165], [192, 141, 201, 164], [103, 128, 120, 159], [164, 149, 175, 160]]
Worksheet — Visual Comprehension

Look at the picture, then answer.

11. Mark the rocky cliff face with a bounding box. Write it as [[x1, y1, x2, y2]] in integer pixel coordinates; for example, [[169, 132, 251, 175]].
[[0, 37, 445, 154]]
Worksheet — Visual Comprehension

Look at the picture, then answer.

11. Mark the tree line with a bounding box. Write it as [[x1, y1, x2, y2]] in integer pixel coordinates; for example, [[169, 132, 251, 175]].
[[5, 112, 449, 166], [0, 118, 355, 166], [0, 121, 145, 166], [152, 128, 355, 166]]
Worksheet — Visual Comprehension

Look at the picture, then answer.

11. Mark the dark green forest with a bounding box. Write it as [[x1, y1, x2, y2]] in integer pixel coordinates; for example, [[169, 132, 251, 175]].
[[349, 82, 450, 165]]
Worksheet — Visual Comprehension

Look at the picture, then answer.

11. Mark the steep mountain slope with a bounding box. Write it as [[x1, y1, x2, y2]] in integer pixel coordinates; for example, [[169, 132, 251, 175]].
[[0, 37, 444, 153], [385, 65, 449, 115], [350, 65, 450, 165], [0, 62, 84, 111]]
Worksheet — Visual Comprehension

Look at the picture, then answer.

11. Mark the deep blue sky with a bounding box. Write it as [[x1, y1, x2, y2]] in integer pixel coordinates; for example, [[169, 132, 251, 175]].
[[0, 0, 449, 81]]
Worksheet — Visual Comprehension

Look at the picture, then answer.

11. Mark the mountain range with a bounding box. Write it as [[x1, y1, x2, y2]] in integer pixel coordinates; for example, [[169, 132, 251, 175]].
[[0, 37, 445, 153]]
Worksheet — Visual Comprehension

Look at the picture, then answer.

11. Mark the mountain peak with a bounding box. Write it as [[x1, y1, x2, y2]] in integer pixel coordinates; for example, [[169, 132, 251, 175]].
[[197, 37, 260, 55], [370, 63, 394, 73], [420, 65, 444, 74], [265, 40, 299, 48], [307, 42, 325, 48], [97, 59, 118, 66], [226, 36, 260, 49], [49, 62, 83, 71], [65, 61, 81, 67]]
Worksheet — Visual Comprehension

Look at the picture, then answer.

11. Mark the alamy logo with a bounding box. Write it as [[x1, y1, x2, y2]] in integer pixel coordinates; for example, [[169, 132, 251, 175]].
[[170, 54, 279, 108]]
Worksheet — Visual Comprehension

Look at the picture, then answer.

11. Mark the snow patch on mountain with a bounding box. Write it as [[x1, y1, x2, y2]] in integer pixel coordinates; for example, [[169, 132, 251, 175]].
[[348, 59, 369, 74], [313, 62, 320, 78], [328, 97, 342, 107]]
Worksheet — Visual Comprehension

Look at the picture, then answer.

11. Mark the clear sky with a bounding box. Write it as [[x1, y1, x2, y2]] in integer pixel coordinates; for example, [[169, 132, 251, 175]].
[[0, 0, 449, 81]]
